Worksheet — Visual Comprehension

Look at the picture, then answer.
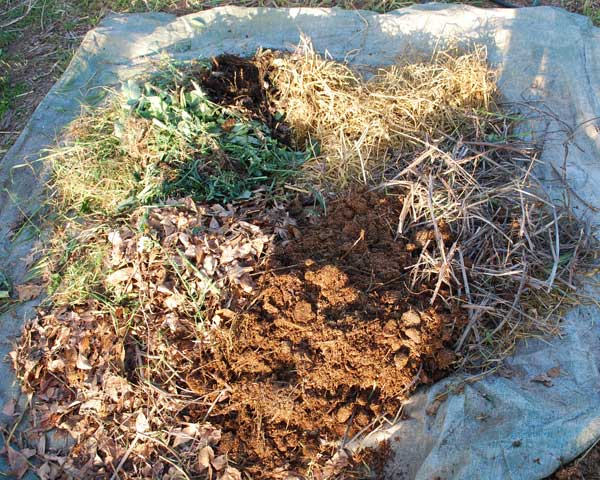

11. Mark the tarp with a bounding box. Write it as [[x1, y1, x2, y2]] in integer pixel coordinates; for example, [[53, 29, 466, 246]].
[[1, 4, 599, 478]]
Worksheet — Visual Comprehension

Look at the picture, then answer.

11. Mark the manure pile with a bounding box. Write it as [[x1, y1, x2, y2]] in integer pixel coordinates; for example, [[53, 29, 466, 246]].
[[5, 45, 596, 479]]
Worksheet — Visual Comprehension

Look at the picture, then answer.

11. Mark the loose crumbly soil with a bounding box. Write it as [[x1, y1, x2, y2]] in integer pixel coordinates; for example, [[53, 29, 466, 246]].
[[183, 190, 466, 476]]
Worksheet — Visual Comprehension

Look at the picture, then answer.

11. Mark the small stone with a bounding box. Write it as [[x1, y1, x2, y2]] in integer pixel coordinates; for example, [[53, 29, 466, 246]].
[[383, 319, 398, 333], [394, 351, 409, 369], [293, 301, 314, 323], [401, 310, 421, 326], [280, 341, 292, 355], [404, 328, 421, 344], [512, 440, 522, 447]]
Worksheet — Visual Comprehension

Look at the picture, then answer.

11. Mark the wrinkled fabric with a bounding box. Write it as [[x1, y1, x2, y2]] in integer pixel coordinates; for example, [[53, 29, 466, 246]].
[[1, 5, 599, 478]]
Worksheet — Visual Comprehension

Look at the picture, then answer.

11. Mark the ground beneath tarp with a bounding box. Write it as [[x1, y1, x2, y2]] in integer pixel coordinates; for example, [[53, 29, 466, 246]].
[[1, 5, 600, 479]]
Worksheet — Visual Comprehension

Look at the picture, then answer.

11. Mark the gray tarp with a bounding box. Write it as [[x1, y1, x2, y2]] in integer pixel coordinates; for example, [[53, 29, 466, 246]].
[[1, 4, 599, 478]]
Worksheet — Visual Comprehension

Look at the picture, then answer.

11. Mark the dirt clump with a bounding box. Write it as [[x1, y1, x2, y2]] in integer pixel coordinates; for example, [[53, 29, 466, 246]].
[[189, 190, 466, 477]]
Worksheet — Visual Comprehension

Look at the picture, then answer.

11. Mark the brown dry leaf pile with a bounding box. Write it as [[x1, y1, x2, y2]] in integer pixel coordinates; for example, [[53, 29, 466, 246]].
[[11, 196, 295, 479]]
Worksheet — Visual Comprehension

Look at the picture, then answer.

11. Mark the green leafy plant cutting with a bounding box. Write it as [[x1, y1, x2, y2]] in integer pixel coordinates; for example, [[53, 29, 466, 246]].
[[116, 74, 309, 207]]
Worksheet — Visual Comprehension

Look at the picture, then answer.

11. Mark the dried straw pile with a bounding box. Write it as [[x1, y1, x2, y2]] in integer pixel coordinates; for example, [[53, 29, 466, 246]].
[[271, 42, 494, 189]]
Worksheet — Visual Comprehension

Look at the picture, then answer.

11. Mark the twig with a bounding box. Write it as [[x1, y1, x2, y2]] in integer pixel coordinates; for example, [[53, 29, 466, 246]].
[[110, 435, 138, 480], [339, 228, 365, 260], [456, 296, 492, 351], [489, 268, 527, 338], [110, 405, 158, 480], [545, 204, 561, 292], [427, 174, 448, 305], [0, 0, 37, 29], [462, 141, 533, 153]]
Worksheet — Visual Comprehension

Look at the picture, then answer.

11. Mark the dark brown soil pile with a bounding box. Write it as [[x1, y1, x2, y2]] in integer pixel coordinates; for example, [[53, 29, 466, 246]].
[[188, 191, 467, 477], [199, 53, 292, 144]]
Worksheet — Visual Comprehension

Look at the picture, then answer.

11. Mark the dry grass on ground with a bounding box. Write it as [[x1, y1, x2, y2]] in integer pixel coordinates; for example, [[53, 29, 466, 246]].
[[271, 43, 494, 189]]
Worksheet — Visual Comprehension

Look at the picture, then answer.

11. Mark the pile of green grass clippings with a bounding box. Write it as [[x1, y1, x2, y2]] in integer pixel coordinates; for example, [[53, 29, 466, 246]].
[[50, 57, 310, 217]]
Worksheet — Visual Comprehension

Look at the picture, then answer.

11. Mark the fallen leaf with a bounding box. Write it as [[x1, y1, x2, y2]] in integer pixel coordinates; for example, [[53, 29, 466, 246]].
[[136, 411, 150, 433], [212, 454, 227, 471], [76, 352, 92, 371], [198, 445, 214, 473], [547, 366, 561, 378], [163, 313, 180, 333], [80, 399, 102, 412], [104, 374, 130, 402], [178, 233, 192, 249], [15, 283, 43, 302], [105, 268, 134, 286], [198, 423, 222, 445], [238, 274, 255, 293], [164, 294, 184, 310], [215, 309, 235, 319], [171, 423, 199, 448], [219, 466, 242, 480], [108, 230, 123, 246], [203, 255, 216, 275], [7, 446, 29, 478], [48, 359, 65, 372]]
